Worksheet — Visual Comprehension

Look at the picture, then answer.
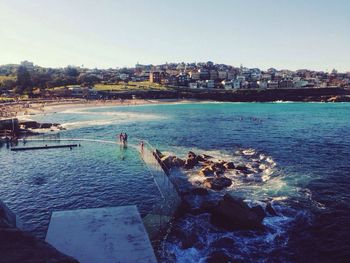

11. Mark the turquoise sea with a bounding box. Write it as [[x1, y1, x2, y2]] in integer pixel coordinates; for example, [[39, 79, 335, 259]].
[[1, 102, 350, 262]]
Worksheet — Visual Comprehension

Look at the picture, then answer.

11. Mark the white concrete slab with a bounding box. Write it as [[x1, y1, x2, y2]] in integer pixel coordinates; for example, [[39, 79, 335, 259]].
[[45, 205, 157, 263]]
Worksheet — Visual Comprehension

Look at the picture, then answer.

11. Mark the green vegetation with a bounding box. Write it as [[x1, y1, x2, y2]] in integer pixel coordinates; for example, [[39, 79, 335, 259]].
[[0, 75, 16, 82], [48, 85, 80, 91], [94, 81, 172, 91], [0, 97, 15, 102]]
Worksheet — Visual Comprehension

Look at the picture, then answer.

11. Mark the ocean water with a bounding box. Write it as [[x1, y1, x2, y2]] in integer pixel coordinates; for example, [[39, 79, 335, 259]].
[[1, 102, 350, 262]]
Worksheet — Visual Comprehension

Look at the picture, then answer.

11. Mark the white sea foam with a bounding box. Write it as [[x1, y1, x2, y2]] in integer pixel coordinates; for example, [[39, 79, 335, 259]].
[[59, 109, 165, 129]]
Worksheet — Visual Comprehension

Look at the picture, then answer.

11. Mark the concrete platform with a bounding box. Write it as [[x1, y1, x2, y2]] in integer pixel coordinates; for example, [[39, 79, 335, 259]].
[[45, 205, 157, 263]]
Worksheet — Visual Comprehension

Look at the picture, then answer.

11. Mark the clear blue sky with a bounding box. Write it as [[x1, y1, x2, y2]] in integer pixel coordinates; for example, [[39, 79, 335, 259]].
[[0, 0, 349, 71]]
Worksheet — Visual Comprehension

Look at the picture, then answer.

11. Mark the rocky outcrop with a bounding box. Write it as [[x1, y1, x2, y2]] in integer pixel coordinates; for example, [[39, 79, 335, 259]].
[[0, 201, 78, 263], [161, 155, 185, 168], [210, 194, 265, 230], [327, 95, 350, 102], [205, 250, 233, 263], [19, 121, 63, 130], [203, 177, 232, 190], [184, 151, 199, 169]]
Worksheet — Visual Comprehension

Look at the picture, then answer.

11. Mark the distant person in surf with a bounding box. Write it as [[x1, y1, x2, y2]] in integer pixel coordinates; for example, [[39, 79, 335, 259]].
[[124, 133, 128, 142], [140, 140, 144, 151], [119, 133, 123, 142]]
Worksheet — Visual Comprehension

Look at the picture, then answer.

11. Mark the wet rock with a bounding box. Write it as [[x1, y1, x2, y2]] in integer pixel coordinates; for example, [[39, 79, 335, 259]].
[[181, 232, 199, 249], [190, 200, 219, 215], [223, 162, 235, 170], [235, 164, 249, 173], [210, 194, 265, 230], [200, 167, 214, 177], [161, 155, 176, 168], [327, 95, 350, 102], [185, 153, 198, 169], [173, 157, 185, 167], [154, 149, 164, 158], [209, 163, 225, 175], [188, 151, 197, 159], [40, 123, 52, 129], [203, 177, 232, 190], [211, 237, 235, 250], [206, 250, 233, 263], [19, 121, 39, 129], [191, 187, 209, 196], [202, 153, 214, 159], [266, 202, 278, 216], [195, 155, 207, 162]]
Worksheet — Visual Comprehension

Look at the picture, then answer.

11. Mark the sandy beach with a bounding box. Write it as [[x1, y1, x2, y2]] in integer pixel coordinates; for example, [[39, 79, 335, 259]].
[[0, 98, 198, 121]]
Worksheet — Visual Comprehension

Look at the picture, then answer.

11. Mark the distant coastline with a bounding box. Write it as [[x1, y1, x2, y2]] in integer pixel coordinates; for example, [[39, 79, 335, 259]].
[[1, 87, 350, 121]]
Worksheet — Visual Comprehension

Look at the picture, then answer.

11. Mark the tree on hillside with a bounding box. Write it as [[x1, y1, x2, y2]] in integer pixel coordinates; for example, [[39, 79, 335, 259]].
[[0, 79, 16, 91], [77, 74, 100, 86], [31, 72, 52, 89], [16, 66, 33, 94], [65, 66, 79, 77]]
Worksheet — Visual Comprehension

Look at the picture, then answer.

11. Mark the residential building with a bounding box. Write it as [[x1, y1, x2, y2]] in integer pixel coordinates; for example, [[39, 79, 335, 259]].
[[268, 80, 279, 89], [218, 71, 227, 80], [149, 71, 163, 83], [206, 80, 215, 88], [189, 70, 200, 80], [209, 70, 218, 80], [189, 82, 198, 89]]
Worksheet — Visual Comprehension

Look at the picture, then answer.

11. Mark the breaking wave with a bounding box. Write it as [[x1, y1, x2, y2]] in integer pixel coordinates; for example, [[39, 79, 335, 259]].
[[60, 108, 166, 129]]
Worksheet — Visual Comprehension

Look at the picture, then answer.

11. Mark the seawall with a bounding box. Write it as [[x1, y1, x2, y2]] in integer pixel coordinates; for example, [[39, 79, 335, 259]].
[[0, 200, 78, 263]]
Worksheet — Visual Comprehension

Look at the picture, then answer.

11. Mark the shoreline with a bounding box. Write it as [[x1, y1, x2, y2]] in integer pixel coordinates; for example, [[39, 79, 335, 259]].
[[1, 92, 350, 121], [0, 98, 201, 121]]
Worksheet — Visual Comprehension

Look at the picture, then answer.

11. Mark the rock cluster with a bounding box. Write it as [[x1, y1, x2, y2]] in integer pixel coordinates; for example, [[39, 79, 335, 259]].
[[154, 150, 250, 191], [19, 121, 64, 130]]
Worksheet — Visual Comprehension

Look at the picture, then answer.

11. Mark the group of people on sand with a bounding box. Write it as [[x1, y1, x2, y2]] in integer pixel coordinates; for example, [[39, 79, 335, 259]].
[[118, 132, 128, 144]]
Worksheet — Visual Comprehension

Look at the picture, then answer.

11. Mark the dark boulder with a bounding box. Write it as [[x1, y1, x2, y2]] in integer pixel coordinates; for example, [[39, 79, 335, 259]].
[[223, 162, 235, 170], [210, 194, 265, 230], [173, 157, 185, 167], [188, 151, 197, 159], [195, 155, 207, 162], [40, 123, 52, 129], [19, 121, 40, 129], [191, 187, 209, 196], [190, 200, 218, 215], [200, 167, 214, 177], [203, 177, 232, 190], [266, 202, 278, 216], [211, 237, 235, 250], [154, 149, 164, 158], [161, 155, 176, 168], [235, 164, 249, 173], [185, 156, 198, 169], [205, 250, 233, 263], [202, 154, 214, 159]]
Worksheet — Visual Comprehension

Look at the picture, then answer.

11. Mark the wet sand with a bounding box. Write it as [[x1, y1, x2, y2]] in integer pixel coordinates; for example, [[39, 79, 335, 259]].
[[1, 98, 199, 120]]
